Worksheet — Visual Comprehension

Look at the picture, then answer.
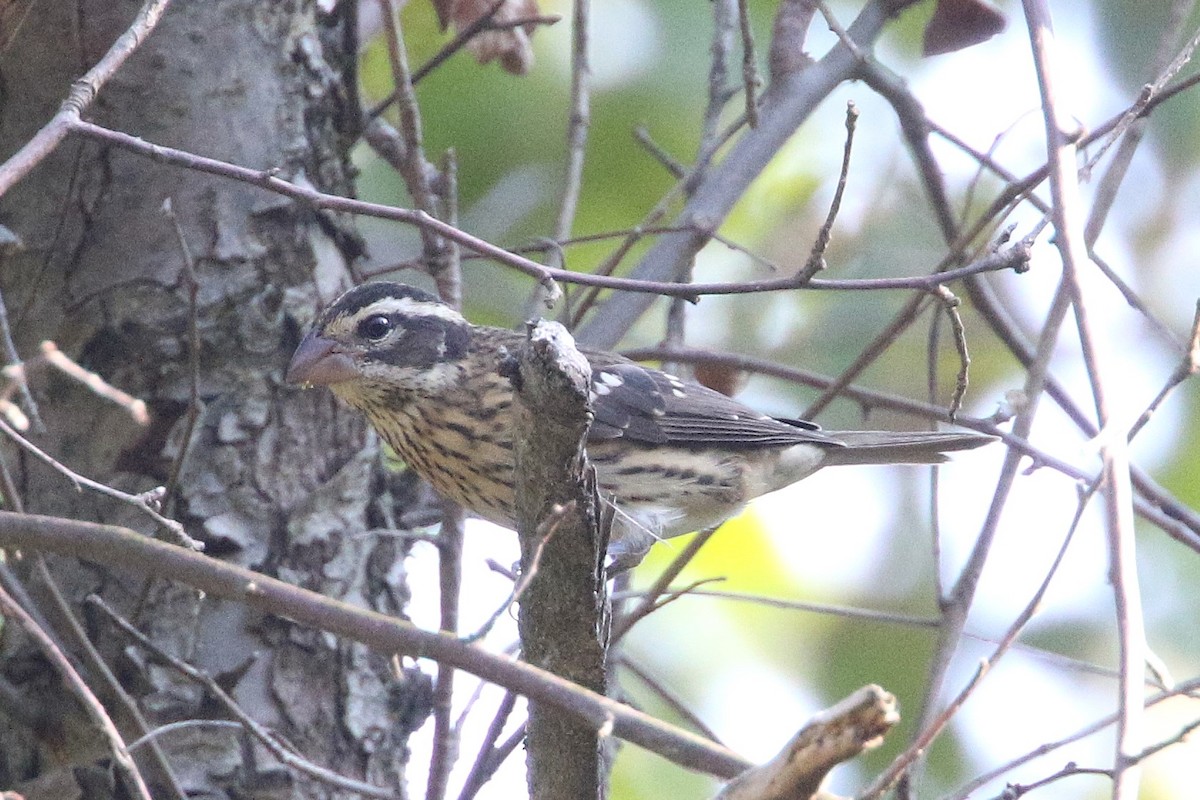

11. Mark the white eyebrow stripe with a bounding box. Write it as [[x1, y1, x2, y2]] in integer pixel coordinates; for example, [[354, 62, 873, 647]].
[[353, 296, 466, 323]]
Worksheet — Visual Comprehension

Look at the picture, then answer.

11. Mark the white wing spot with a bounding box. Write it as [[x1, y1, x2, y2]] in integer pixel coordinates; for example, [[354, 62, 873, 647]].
[[599, 371, 624, 387], [593, 383, 612, 396], [672, 388, 686, 398]]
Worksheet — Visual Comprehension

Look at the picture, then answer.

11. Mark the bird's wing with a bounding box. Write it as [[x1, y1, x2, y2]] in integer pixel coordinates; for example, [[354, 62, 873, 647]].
[[585, 360, 841, 449]]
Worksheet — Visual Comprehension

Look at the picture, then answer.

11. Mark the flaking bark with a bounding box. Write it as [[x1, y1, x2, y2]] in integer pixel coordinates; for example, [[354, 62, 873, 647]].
[[510, 319, 608, 800]]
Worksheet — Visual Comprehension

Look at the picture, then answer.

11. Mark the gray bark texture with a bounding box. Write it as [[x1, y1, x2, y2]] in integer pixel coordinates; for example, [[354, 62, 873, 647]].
[[511, 320, 608, 800], [0, 2, 429, 797]]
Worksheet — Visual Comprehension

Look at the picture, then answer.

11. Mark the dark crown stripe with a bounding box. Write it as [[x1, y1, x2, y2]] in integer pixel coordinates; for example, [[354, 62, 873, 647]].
[[333, 282, 441, 315]]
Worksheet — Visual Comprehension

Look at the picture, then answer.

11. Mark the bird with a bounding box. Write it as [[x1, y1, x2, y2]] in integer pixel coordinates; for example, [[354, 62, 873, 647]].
[[286, 282, 993, 564]]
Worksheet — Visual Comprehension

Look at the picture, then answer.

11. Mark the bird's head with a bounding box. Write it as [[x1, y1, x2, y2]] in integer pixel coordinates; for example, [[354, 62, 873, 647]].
[[285, 282, 471, 403]]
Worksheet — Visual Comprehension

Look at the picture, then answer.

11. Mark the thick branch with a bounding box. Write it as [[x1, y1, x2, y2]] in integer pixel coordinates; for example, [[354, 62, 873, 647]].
[[509, 320, 608, 800], [0, 511, 747, 778], [714, 686, 898, 800]]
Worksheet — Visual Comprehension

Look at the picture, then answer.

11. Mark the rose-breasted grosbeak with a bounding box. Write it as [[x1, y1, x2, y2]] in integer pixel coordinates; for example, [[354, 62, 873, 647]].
[[286, 282, 992, 562]]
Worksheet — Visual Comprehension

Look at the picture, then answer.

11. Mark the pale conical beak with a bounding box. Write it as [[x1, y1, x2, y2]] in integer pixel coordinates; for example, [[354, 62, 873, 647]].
[[286, 335, 360, 386]]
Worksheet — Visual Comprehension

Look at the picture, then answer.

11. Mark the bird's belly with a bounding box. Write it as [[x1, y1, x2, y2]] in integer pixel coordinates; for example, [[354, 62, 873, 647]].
[[590, 443, 761, 540]]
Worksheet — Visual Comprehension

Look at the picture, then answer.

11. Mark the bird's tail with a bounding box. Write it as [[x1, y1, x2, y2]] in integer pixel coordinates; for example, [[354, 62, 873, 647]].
[[818, 430, 994, 466]]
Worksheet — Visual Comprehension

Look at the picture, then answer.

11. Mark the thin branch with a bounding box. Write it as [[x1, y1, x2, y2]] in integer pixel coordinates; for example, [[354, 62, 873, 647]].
[[67, 121, 563, 300], [1127, 300, 1200, 441], [860, 661, 988, 799], [428, 507, 465, 800], [613, 587, 938, 629], [1023, 5, 1145, 796], [661, 0, 739, 359], [612, 526, 720, 643], [161, 199, 203, 506], [87, 596, 392, 798], [39, 341, 149, 425], [618, 655, 724, 743], [0, 0, 173, 197], [368, 5, 561, 117], [460, 723, 526, 800], [0, 583, 153, 800], [932, 284, 970, 419], [574, 0, 924, 349], [0, 285, 42, 432], [62, 118, 1036, 308], [864, 439, 1091, 798], [943, 677, 1200, 800], [428, 145, 466, 800], [736, 0, 760, 127], [798, 100, 858, 281], [457, 691, 520, 800], [996, 763, 1115, 799], [553, 0, 591, 246], [0, 447, 187, 798], [0, 417, 197, 548], [633, 127, 687, 179], [377, 0, 445, 269], [463, 508, 564, 644]]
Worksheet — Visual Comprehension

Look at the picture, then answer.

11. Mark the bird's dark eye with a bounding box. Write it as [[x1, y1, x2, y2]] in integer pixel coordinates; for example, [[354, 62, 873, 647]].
[[358, 315, 393, 341]]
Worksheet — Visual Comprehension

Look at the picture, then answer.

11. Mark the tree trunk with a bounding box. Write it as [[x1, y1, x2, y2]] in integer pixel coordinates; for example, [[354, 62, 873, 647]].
[[0, 2, 427, 797]]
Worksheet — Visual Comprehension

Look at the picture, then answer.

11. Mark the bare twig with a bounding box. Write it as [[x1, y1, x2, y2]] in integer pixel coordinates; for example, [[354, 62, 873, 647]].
[[612, 526, 720, 643], [0, 0, 173, 196], [463, 507, 566, 644], [945, 677, 1200, 799], [457, 691, 520, 800], [866, 441, 1093, 798], [736, 0, 760, 127], [87, 596, 392, 798], [861, 663, 987, 799], [161, 199, 203, 505], [377, 0, 446, 272], [0, 286, 42, 432], [428, 507, 465, 800], [39, 341, 149, 425], [427, 146, 465, 800], [932, 284, 970, 419], [660, 0, 740, 359], [614, 586, 938, 629], [0, 583, 153, 800], [460, 724, 526, 800], [995, 763, 1115, 799], [798, 100, 858, 281], [1023, 5, 1145, 796], [0, 417, 197, 548], [1127, 301, 1200, 441], [574, 0, 924, 349], [368, 4, 561, 117], [633, 127, 687, 179], [554, 0, 591, 246], [0, 447, 187, 798], [618, 655, 724, 743]]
